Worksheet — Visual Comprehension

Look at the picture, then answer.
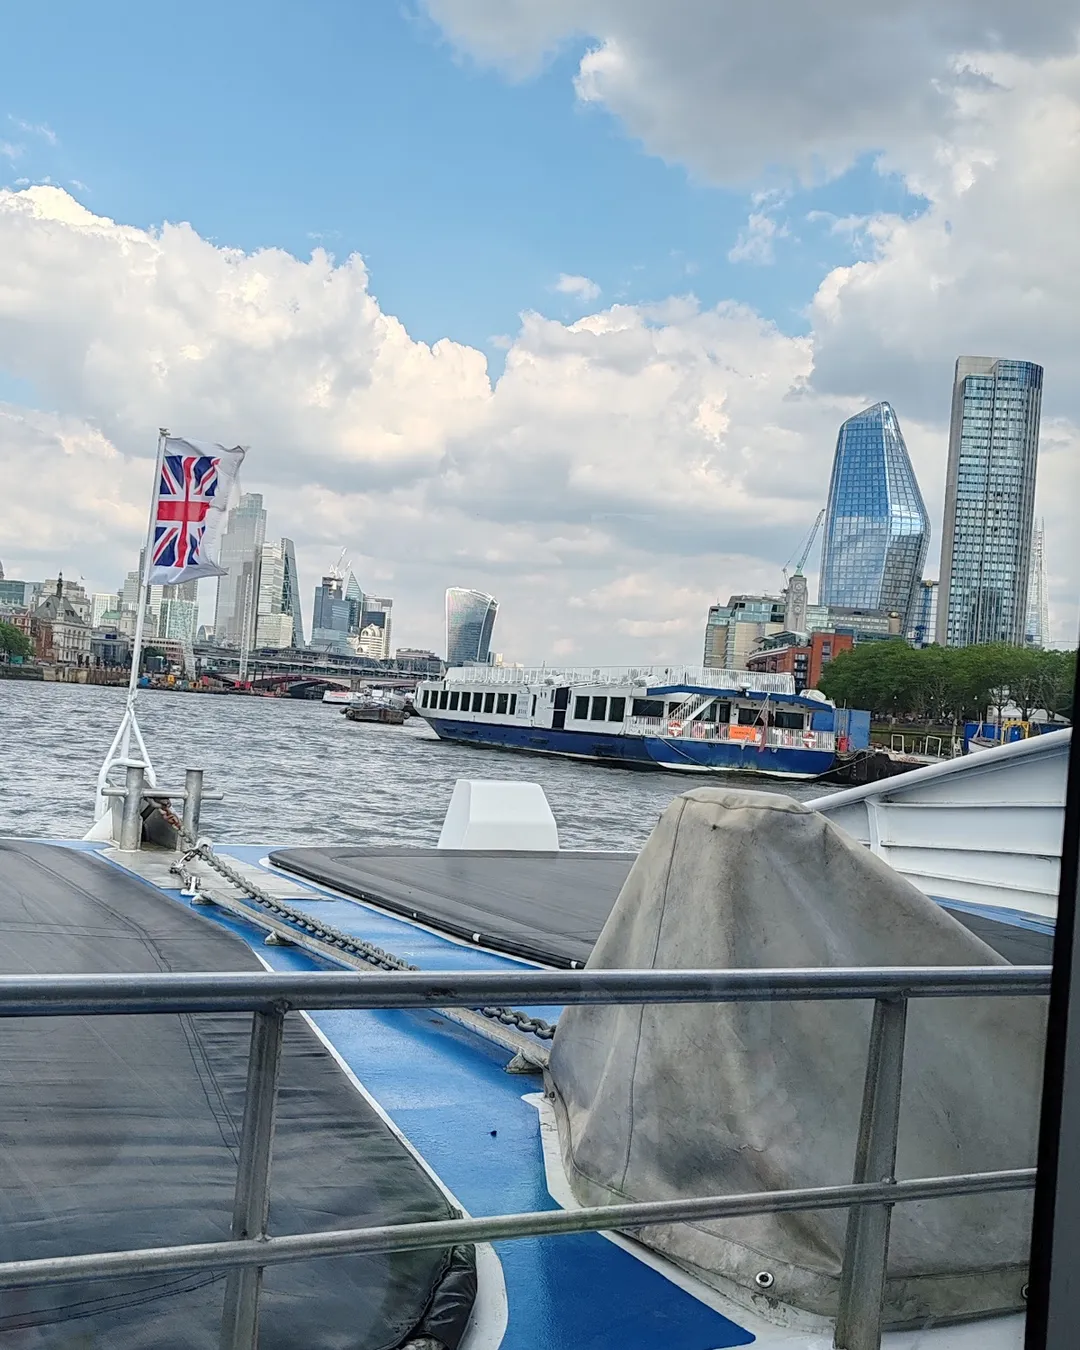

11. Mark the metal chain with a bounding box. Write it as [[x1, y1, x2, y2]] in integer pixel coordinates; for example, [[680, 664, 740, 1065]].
[[160, 807, 556, 1041]]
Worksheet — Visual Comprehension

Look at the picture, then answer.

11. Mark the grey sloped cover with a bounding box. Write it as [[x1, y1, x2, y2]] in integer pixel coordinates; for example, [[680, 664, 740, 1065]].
[[546, 788, 1046, 1328]]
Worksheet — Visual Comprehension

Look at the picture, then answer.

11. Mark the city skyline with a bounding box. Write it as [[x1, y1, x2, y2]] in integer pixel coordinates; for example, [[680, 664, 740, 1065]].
[[2, 8, 1077, 663]]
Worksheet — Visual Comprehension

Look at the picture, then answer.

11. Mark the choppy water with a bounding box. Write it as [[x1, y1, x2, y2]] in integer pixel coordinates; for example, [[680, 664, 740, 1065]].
[[0, 682, 833, 848]]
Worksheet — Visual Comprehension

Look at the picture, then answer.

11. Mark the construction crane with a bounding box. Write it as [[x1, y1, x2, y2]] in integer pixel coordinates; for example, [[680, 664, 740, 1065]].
[[328, 548, 351, 582], [782, 509, 825, 585]]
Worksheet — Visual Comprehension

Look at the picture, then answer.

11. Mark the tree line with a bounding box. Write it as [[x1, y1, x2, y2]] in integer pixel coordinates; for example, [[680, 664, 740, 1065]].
[[817, 642, 1076, 726]]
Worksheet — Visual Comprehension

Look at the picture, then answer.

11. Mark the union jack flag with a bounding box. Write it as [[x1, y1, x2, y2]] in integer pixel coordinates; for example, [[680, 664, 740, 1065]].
[[146, 437, 246, 586]]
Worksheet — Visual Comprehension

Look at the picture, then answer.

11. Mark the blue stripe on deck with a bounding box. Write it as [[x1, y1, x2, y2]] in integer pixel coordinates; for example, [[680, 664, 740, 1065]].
[[137, 846, 754, 1350]]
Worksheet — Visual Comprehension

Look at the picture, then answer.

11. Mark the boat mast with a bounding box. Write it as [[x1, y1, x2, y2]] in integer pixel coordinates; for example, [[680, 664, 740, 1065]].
[[92, 428, 168, 819]]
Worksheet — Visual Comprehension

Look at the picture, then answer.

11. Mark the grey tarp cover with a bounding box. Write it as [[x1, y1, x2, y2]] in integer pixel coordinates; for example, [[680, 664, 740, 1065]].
[[0, 841, 475, 1349], [270, 846, 636, 967], [546, 789, 1046, 1328]]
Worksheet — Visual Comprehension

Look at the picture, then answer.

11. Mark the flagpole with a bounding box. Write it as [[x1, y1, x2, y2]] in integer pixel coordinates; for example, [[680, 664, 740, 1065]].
[[91, 428, 168, 821], [126, 427, 170, 705]]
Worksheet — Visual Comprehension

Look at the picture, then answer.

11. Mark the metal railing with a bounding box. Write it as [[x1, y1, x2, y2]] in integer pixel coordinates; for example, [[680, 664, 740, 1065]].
[[0, 965, 1048, 1350], [623, 717, 835, 750], [441, 664, 798, 694]]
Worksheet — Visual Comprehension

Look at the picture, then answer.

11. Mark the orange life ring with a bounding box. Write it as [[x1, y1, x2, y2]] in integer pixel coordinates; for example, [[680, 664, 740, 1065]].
[[803, 731, 815, 748], [667, 720, 682, 736]]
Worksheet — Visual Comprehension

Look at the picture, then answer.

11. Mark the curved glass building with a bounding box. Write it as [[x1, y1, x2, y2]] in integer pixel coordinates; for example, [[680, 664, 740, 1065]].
[[818, 402, 929, 630], [445, 588, 498, 666]]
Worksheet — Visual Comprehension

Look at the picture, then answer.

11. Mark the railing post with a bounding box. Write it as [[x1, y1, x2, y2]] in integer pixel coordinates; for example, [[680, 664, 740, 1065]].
[[118, 764, 146, 851], [182, 768, 204, 842], [220, 1008, 285, 1350], [834, 995, 908, 1350]]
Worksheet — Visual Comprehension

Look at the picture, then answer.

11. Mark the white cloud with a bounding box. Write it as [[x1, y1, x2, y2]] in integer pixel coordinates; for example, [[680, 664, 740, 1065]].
[[424, 1, 1078, 183], [554, 272, 601, 300], [10, 118, 58, 146], [727, 212, 789, 265], [0, 141, 22, 161]]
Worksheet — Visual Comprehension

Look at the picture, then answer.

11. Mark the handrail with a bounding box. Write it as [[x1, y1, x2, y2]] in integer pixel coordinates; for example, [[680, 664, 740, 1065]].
[[0, 963, 1050, 1350], [0, 964, 1050, 1016]]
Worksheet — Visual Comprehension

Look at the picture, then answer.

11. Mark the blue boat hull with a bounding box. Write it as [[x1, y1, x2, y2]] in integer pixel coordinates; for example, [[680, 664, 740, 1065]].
[[424, 718, 833, 779]]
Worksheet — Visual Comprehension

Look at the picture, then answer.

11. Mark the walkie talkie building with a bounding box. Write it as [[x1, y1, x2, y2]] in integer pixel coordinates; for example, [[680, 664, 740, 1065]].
[[445, 588, 498, 666]]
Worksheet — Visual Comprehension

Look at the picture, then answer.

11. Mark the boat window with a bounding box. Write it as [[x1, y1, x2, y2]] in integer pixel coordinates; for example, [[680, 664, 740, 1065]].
[[772, 710, 804, 730], [449, 691, 460, 710], [496, 692, 508, 715], [531, 695, 537, 717], [509, 694, 517, 714], [420, 689, 429, 708], [574, 695, 589, 719], [590, 696, 607, 721], [736, 706, 760, 725], [484, 691, 495, 713], [632, 698, 665, 718], [439, 690, 449, 710], [701, 700, 730, 723], [608, 696, 626, 722]]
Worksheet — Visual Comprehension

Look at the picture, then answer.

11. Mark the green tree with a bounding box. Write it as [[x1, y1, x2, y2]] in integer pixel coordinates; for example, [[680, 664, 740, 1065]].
[[0, 621, 32, 661]]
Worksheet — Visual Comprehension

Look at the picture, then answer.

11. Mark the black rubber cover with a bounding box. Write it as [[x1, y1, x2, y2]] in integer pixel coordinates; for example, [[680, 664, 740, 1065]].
[[0, 841, 476, 1349], [269, 846, 637, 968]]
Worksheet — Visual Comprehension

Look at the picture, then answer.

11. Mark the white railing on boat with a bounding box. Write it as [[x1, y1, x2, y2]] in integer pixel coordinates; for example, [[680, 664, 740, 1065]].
[[0, 965, 1046, 1350], [624, 717, 834, 750], [443, 664, 797, 694]]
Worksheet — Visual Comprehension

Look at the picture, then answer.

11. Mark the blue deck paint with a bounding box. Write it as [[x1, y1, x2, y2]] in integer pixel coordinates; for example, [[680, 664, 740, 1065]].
[[114, 846, 753, 1350], [425, 718, 830, 779]]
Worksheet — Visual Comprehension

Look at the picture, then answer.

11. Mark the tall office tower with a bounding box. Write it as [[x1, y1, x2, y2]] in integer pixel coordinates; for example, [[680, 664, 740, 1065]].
[[353, 597, 393, 660], [445, 588, 498, 667], [282, 538, 305, 647], [213, 493, 267, 643], [818, 402, 930, 632], [253, 541, 291, 649], [1025, 519, 1050, 649], [937, 357, 1043, 647], [906, 580, 939, 648], [310, 575, 353, 653], [91, 593, 117, 627]]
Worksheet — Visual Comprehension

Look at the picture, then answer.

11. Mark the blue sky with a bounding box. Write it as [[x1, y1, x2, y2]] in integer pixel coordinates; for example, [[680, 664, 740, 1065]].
[[2, 0, 920, 367]]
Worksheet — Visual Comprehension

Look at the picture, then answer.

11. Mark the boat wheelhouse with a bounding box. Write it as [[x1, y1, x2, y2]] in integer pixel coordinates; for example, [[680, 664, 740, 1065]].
[[416, 665, 870, 778]]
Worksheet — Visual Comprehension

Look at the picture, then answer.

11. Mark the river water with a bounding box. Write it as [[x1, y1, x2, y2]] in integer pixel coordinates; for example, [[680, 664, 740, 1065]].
[[1, 682, 833, 848]]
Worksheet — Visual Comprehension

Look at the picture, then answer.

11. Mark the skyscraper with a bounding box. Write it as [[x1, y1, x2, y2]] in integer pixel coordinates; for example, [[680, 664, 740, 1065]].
[[282, 539, 304, 647], [1025, 519, 1050, 649], [214, 493, 267, 643], [310, 575, 352, 653], [445, 588, 498, 666], [355, 597, 393, 660], [818, 402, 929, 631], [937, 357, 1043, 647], [254, 540, 297, 649]]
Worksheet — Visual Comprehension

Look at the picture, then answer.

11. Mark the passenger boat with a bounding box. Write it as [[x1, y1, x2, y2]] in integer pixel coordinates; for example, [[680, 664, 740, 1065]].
[[416, 665, 871, 778]]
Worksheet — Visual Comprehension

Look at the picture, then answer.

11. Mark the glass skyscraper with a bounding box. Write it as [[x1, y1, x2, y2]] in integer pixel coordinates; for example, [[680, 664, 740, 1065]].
[[214, 493, 267, 643], [445, 588, 498, 666], [818, 402, 929, 630], [937, 357, 1043, 648]]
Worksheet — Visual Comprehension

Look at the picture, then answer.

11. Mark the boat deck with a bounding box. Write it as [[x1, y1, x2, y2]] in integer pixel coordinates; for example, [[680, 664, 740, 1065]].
[[3, 836, 1030, 1349]]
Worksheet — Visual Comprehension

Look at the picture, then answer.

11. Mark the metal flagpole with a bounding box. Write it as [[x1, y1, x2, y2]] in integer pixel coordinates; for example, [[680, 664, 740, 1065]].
[[92, 428, 169, 820]]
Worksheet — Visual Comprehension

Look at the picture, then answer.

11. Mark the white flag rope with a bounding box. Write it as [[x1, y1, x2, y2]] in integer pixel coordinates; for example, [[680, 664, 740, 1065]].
[[89, 429, 246, 831]]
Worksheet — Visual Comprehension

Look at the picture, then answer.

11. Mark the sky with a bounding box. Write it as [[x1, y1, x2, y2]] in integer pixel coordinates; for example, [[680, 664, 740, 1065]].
[[1, 0, 1078, 660]]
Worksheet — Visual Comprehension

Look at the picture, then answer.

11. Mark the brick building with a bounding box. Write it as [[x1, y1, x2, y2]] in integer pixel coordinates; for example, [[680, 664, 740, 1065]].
[[745, 630, 853, 692]]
